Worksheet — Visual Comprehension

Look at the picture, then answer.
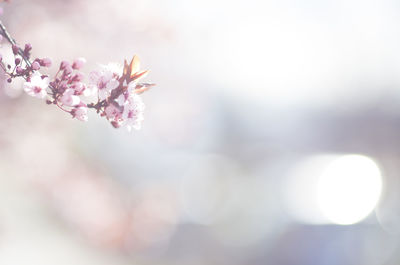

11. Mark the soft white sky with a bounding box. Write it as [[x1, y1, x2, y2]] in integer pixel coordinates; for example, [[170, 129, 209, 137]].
[[9, 0, 400, 109]]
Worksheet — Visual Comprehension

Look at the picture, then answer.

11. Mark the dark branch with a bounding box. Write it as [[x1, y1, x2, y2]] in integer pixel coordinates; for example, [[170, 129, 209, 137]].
[[0, 20, 31, 67]]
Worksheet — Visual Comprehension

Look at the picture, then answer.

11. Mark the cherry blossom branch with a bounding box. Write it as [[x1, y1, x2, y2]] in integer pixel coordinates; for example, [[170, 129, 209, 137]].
[[0, 17, 155, 131], [0, 20, 31, 67]]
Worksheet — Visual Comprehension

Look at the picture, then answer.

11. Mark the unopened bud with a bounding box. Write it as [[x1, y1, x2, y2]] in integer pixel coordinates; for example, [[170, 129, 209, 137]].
[[23, 43, 32, 57], [16, 66, 23, 74], [71, 72, 84, 82], [24, 43, 32, 52], [31, 61, 40, 70], [40, 58, 52, 67], [12, 45, 19, 55], [63, 65, 73, 75], [72, 57, 86, 70], [59, 61, 70, 70]]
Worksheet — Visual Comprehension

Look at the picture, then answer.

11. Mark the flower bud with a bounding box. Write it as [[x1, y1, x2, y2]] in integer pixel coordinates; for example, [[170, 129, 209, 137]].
[[15, 58, 21, 65], [23, 43, 32, 57], [16, 66, 23, 74], [24, 43, 32, 52], [59, 83, 68, 92], [63, 65, 73, 75], [72, 57, 86, 70], [12, 45, 19, 55], [71, 72, 84, 82], [31, 61, 40, 70], [40, 58, 52, 67], [59, 61, 70, 70]]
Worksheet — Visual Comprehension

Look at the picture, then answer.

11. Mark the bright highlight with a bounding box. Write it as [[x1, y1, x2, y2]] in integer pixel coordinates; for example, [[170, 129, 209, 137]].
[[317, 155, 382, 225]]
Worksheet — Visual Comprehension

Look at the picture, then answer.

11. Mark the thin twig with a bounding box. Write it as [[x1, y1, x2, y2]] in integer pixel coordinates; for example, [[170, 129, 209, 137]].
[[0, 20, 32, 67]]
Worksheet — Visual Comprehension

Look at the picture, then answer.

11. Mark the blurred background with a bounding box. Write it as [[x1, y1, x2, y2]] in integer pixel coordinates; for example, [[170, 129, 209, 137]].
[[0, 0, 399, 264]]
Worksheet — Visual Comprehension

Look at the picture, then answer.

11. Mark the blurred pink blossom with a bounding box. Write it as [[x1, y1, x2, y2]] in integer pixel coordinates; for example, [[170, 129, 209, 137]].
[[23, 72, 48, 99]]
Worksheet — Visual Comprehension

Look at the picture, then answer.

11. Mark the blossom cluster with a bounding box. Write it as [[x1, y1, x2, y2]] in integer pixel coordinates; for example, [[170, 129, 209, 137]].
[[0, 24, 153, 131], [87, 57, 152, 130]]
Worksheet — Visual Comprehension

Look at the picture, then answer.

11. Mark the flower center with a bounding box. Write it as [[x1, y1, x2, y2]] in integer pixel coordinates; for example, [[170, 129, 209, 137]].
[[33, 86, 42, 93]]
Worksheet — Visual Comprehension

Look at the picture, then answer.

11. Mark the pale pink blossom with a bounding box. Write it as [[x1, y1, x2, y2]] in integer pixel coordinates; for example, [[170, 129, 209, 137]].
[[122, 94, 145, 131], [72, 106, 88, 122], [23, 72, 48, 99], [89, 69, 119, 100], [105, 103, 123, 121], [72, 82, 85, 94], [83, 84, 96, 97], [73, 82, 95, 97], [60, 88, 80, 106]]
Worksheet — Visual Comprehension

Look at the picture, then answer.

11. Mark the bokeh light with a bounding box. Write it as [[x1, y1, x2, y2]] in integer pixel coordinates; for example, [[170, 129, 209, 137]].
[[317, 155, 383, 225], [284, 154, 382, 225]]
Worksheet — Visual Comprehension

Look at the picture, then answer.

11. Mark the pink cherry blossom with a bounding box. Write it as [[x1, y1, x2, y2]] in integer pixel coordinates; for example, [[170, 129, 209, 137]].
[[60, 88, 80, 106], [23, 72, 49, 99], [0, 17, 153, 131], [72, 106, 88, 122], [122, 93, 145, 131], [83, 84, 96, 97], [105, 103, 123, 121], [89, 69, 119, 100], [72, 82, 85, 94]]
